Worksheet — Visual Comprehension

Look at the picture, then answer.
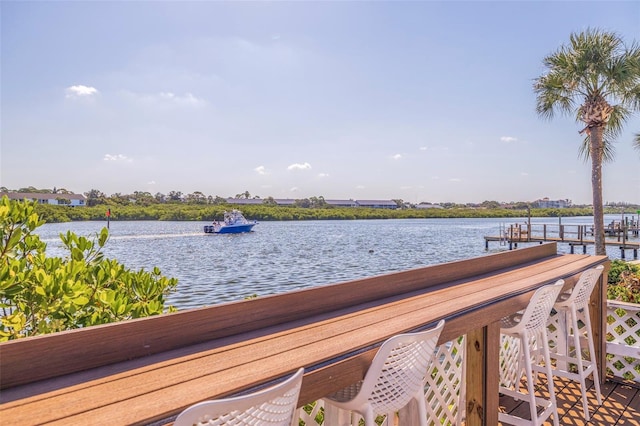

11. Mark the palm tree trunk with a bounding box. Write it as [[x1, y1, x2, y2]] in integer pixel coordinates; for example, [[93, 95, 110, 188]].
[[590, 126, 606, 256]]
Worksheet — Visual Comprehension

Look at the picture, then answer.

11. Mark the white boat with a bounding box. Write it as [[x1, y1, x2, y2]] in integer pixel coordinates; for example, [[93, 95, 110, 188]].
[[204, 210, 257, 234]]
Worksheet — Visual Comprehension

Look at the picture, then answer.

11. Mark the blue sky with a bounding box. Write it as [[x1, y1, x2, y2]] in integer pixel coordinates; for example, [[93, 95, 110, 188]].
[[2, 1, 639, 205]]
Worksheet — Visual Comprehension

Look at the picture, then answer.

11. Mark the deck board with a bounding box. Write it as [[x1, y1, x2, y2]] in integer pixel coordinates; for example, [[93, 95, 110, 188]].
[[499, 375, 640, 425]]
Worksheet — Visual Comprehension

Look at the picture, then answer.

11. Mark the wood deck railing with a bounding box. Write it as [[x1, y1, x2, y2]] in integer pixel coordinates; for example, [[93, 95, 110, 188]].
[[0, 243, 610, 426]]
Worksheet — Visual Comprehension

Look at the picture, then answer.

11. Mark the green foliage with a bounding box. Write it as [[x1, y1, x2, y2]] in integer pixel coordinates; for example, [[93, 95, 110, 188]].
[[0, 196, 178, 341], [32, 202, 611, 224], [608, 260, 640, 285], [606, 260, 640, 303]]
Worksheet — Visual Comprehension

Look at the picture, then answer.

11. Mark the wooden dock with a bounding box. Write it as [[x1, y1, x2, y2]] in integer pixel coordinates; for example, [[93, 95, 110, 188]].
[[485, 223, 639, 259]]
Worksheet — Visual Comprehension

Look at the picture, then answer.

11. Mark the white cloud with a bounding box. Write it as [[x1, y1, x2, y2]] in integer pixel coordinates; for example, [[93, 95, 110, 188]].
[[254, 165, 269, 175], [449, 178, 462, 182], [520, 172, 529, 176], [121, 90, 207, 107], [104, 154, 133, 162], [419, 146, 428, 151], [287, 162, 312, 171], [66, 85, 98, 98], [500, 136, 518, 143], [159, 92, 205, 105], [392, 154, 402, 160], [290, 186, 299, 192], [318, 173, 329, 178], [355, 185, 365, 189], [148, 180, 156, 185]]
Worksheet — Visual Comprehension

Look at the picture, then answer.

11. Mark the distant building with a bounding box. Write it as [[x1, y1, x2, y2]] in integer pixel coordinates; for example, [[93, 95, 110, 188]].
[[225, 198, 398, 208], [325, 199, 358, 208], [416, 202, 444, 209], [535, 197, 572, 208], [356, 200, 398, 209], [273, 199, 297, 206], [1, 192, 86, 206], [226, 198, 265, 205]]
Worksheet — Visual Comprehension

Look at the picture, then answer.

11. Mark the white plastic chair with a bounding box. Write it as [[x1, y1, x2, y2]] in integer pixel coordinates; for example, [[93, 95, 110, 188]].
[[549, 265, 604, 421], [173, 368, 304, 426], [499, 280, 564, 426], [322, 320, 445, 426]]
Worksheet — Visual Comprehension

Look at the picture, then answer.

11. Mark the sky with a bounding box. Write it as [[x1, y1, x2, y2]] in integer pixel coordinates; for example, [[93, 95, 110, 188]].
[[1, 1, 639, 205]]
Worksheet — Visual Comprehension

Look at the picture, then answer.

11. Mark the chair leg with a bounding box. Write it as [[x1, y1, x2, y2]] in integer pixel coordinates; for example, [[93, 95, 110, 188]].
[[415, 393, 429, 426], [555, 310, 569, 370], [570, 306, 590, 421], [540, 328, 559, 426], [582, 307, 603, 406], [364, 406, 375, 426], [521, 334, 540, 426]]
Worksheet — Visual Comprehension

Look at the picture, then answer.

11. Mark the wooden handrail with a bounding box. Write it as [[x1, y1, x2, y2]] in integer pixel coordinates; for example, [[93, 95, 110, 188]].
[[0, 242, 562, 389], [0, 243, 609, 426]]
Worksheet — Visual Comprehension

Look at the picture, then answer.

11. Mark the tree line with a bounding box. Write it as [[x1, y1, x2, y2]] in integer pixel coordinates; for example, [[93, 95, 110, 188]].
[[32, 202, 622, 224], [5, 186, 638, 211]]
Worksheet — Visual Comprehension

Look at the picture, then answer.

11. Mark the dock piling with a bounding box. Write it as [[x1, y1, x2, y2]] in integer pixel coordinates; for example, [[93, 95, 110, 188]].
[[485, 221, 639, 259]]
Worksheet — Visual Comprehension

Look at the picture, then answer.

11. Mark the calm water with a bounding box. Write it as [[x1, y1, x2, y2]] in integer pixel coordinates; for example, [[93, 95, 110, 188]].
[[38, 215, 636, 310]]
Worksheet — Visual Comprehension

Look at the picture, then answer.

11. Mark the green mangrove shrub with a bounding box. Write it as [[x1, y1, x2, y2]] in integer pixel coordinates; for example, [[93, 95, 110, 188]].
[[34, 202, 607, 224], [606, 259, 640, 304], [0, 196, 178, 341]]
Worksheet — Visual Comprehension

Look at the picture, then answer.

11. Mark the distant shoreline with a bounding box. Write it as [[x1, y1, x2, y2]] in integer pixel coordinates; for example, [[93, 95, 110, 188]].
[[33, 203, 638, 224]]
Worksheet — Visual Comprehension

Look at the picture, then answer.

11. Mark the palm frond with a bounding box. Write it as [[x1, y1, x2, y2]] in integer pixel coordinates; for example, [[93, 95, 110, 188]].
[[578, 132, 616, 163], [535, 28, 640, 158], [603, 104, 631, 139]]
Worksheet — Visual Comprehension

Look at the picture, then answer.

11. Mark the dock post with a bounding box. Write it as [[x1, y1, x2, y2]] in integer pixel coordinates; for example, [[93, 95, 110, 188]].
[[620, 247, 626, 259], [579, 225, 584, 243], [527, 207, 531, 242]]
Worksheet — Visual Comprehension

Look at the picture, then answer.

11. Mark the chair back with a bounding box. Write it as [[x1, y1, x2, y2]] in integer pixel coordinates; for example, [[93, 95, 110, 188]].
[[361, 320, 445, 414], [563, 265, 604, 310], [173, 368, 304, 426], [517, 280, 565, 334]]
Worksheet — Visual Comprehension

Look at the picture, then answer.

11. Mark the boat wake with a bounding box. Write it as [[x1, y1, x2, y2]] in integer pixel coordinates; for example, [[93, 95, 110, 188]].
[[41, 232, 203, 243]]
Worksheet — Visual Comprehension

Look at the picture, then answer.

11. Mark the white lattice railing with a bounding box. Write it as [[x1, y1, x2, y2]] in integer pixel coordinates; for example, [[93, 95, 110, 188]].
[[606, 300, 640, 383], [297, 302, 640, 425], [298, 336, 466, 426], [540, 301, 640, 384]]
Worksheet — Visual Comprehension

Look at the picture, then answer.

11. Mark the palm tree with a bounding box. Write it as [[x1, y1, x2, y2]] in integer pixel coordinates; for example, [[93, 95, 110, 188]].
[[534, 28, 640, 255]]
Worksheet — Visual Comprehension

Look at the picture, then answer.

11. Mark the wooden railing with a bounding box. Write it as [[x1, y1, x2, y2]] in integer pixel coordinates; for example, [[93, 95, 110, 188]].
[[0, 243, 609, 426]]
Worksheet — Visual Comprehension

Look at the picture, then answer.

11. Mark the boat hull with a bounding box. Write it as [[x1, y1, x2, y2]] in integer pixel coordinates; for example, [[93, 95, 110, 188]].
[[204, 223, 256, 234], [204, 209, 257, 234]]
